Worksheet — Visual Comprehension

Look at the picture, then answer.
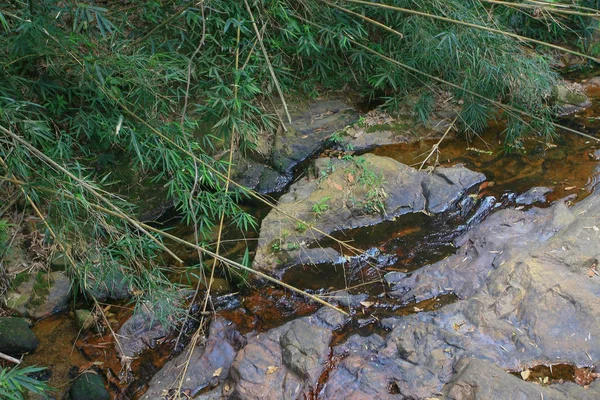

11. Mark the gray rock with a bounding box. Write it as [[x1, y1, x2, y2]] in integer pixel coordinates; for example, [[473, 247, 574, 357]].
[[553, 82, 591, 116], [141, 316, 242, 399], [117, 305, 168, 358], [444, 357, 600, 400], [85, 265, 130, 302], [6, 271, 71, 319], [515, 186, 552, 206], [0, 317, 39, 356], [328, 193, 600, 398], [68, 372, 110, 400], [273, 100, 358, 174], [234, 159, 290, 194], [253, 154, 484, 275], [226, 307, 348, 399]]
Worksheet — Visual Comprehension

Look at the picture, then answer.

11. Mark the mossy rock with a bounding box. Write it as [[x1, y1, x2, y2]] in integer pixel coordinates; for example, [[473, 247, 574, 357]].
[[0, 317, 39, 356], [68, 372, 110, 400]]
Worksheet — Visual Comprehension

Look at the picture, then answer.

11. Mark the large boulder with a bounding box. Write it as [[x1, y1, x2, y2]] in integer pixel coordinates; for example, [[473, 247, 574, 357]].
[[272, 99, 358, 175], [233, 99, 359, 194], [253, 154, 485, 275], [326, 192, 600, 398], [444, 357, 600, 400]]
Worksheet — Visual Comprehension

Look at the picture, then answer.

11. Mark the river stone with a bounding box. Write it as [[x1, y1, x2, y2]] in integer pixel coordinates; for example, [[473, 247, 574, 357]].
[[272, 99, 358, 174], [515, 186, 552, 206], [553, 82, 591, 116], [85, 265, 131, 302], [117, 305, 168, 358], [68, 372, 110, 400], [225, 307, 348, 399], [233, 158, 290, 194], [253, 154, 485, 275], [6, 271, 71, 319], [74, 309, 95, 330], [0, 317, 39, 355], [141, 316, 242, 399]]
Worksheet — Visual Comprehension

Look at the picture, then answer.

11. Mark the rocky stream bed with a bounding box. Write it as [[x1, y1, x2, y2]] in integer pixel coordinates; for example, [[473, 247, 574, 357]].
[[2, 77, 600, 399]]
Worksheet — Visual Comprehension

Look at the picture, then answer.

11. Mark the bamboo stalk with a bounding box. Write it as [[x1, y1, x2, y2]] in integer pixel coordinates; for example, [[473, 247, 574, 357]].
[[337, 0, 600, 63]]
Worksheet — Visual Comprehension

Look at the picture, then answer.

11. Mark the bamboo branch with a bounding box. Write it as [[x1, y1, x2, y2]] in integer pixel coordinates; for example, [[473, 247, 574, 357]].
[[337, 0, 600, 63], [243, 0, 292, 124]]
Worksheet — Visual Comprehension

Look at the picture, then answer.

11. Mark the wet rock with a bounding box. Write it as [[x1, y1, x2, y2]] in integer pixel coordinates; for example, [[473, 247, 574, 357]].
[[6, 271, 71, 319], [0, 317, 39, 355], [333, 291, 369, 308], [515, 186, 552, 206], [234, 159, 289, 194], [141, 316, 242, 400], [444, 357, 600, 400], [226, 307, 348, 399], [68, 372, 110, 400], [253, 154, 484, 275], [337, 193, 600, 398], [74, 309, 95, 331], [117, 305, 168, 358], [273, 99, 358, 174], [553, 82, 591, 116], [85, 266, 131, 302]]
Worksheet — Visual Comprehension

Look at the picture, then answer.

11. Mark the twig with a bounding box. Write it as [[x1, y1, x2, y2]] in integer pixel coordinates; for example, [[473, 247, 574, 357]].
[[0, 351, 21, 364], [419, 117, 457, 171], [243, 0, 292, 124]]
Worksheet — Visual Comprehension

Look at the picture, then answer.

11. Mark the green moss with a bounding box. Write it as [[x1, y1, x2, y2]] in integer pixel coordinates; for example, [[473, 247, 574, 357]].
[[10, 272, 29, 290], [28, 271, 52, 309]]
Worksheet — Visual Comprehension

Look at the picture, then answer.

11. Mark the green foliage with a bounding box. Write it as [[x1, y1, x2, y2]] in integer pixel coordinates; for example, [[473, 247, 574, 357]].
[[0, 219, 10, 244], [345, 156, 387, 215], [0, 365, 52, 400], [311, 196, 332, 217], [295, 222, 308, 233]]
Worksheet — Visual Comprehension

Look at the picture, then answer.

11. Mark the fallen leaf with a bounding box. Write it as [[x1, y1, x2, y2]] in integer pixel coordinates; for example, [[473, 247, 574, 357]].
[[347, 173, 354, 183], [521, 369, 531, 380], [360, 301, 375, 308], [213, 367, 223, 377], [332, 182, 344, 191], [543, 376, 549, 384], [266, 366, 278, 374], [588, 268, 596, 278], [565, 186, 576, 191]]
